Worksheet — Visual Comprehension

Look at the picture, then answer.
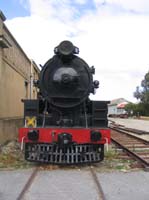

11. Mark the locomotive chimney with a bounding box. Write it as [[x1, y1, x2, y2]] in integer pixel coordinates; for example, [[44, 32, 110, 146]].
[[54, 40, 79, 56]]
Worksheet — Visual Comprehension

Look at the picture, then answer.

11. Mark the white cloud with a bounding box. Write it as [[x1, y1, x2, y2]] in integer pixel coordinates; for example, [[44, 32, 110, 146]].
[[6, 15, 73, 64], [19, 0, 29, 9], [74, 0, 87, 4], [5, 0, 149, 102], [103, 0, 149, 13], [94, 0, 149, 13], [28, 0, 79, 22]]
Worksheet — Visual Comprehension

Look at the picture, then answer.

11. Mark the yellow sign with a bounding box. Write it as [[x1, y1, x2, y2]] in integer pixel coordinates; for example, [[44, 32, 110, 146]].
[[25, 116, 36, 127]]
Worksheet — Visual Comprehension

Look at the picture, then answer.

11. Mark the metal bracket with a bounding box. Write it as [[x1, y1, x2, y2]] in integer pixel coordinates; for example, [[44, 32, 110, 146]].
[[21, 136, 26, 151], [104, 137, 109, 152]]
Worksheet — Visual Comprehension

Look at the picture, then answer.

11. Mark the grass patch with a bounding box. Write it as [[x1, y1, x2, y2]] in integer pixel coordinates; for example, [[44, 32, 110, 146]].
[[105, 148, 119, 160]]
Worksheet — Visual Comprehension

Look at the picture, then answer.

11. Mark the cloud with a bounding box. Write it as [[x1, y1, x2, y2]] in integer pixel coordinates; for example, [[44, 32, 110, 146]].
[[108, 0, 149, 13], [93, 0, 149, 14], [18, 0, 30, 10], [92, 0, 149, 17], [5, 0, 149, 102], [28, 0, 81, 22], [6, 15, 73, 64], [74, 0, 87, 5]]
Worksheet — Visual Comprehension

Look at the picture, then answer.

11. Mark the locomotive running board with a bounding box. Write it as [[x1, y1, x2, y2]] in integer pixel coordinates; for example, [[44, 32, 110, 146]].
[[25, 143, 104, 164]]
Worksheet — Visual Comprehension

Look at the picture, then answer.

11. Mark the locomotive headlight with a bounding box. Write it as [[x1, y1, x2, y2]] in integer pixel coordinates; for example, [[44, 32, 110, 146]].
[[58, 133, 72, 147], [58, 41, 74, 55], [90, 130, 102, 142]]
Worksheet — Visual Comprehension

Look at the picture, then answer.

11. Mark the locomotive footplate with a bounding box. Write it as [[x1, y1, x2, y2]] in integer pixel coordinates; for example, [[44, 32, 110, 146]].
[[25, 143, 104, 164]]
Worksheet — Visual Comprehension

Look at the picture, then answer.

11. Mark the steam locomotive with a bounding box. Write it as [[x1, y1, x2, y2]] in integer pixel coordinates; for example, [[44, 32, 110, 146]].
[[19, 41, 110, 164]]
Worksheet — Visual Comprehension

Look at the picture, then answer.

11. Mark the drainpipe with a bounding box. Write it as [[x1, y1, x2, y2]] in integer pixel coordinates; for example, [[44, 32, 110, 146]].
[[30, 59, 33, 99]]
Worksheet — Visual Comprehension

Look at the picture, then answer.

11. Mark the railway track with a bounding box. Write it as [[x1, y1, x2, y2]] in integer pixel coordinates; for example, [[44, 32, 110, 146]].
[[89, 166, 106, 200], [16, 164, 106, 200], [16, 166, 39, 200], [110, 127, 149, 171]]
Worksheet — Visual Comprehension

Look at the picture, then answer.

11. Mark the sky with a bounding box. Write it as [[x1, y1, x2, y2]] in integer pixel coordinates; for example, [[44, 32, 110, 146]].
[[1, 0, 149, 102]]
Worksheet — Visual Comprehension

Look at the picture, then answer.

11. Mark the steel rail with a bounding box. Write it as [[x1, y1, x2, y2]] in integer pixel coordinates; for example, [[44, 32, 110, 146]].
[[90, 166, 106, 200], [111, 138, 149, 170], [114, 126, 149, 135], [111, 127, 149, 144], [16, 166, 39, 200], [109, 120, 149, 135], [110, 128, 149, 170]]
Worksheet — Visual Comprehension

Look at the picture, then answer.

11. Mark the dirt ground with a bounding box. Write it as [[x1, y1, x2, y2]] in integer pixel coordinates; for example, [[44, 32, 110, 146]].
[[0, 140, 142, 171]]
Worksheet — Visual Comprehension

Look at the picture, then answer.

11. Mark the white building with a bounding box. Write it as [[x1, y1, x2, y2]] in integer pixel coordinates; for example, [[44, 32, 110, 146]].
[[108, 98, 129, 117]]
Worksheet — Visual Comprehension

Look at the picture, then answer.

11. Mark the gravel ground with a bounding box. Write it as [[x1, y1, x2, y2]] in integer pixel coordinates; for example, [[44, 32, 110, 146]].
[[0, 139, 139, 171]]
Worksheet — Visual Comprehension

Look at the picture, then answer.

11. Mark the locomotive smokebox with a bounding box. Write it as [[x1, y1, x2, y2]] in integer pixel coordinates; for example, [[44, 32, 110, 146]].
[[53, 67, 79, 87], [39, 40, 98, 108]]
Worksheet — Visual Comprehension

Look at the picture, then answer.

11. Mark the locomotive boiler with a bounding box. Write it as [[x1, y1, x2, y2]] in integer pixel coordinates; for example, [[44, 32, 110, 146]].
[[19, 41, 110, 164]]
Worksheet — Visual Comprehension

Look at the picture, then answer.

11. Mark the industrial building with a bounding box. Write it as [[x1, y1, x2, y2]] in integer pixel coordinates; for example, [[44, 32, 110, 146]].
[[0, 11, 40, 143]]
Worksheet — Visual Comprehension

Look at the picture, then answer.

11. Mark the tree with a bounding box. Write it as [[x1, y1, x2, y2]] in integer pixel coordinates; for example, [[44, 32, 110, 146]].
[[125, 103, 140, 116], [134, 71, 149, 116], [133, 86, 141, 100]]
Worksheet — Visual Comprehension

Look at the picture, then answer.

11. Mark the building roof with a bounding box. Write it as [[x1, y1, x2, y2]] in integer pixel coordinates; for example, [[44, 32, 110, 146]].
[[117, 102, 128, 108], [0, 10, 6, 21], [109, 98, 129, 106]]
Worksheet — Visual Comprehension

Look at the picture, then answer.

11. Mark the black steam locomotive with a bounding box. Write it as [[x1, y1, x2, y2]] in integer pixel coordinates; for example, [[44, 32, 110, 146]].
[[19, 41, 110, 164]]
